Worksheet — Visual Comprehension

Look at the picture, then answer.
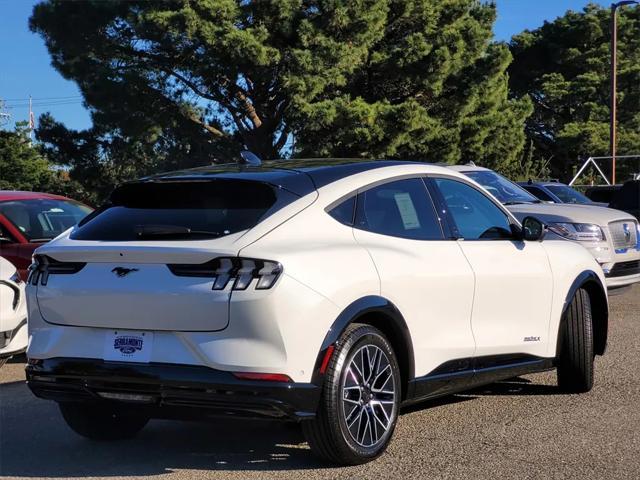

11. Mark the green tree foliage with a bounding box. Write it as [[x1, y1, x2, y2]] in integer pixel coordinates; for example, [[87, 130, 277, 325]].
[[509, 3, 640, 180], [0, 122, 85, 199], [295, 0, 532, 176], [35, 112, 225, 203], [30, 0, 390, 162], [30, 0, 532, 198]]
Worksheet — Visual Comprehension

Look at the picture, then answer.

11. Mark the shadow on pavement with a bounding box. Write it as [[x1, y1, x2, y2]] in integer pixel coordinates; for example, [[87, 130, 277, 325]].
[[6, 353, 27, 364], [400, 393, 477, 415], [0, 381, 329, 477], [0, 375, 556, 477], [469, 376, 561, 396]]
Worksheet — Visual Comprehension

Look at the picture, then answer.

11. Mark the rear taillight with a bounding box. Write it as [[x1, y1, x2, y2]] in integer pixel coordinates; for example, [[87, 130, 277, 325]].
[[27, 255, 86, 286], [167, 257, 282, 291]]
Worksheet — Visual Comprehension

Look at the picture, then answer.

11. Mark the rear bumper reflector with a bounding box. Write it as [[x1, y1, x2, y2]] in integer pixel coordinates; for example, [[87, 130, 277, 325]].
[[232, 372, 293, 383], [319, 345, 335, 374]]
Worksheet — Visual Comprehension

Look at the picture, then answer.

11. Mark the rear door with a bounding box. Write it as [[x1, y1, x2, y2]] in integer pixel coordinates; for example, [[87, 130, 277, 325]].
[[351, 177, 476, 380], [430, 176, 553, 358]]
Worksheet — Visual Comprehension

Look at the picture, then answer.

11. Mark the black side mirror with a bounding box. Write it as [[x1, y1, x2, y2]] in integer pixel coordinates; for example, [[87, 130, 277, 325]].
[[521, 216, 546, 241]]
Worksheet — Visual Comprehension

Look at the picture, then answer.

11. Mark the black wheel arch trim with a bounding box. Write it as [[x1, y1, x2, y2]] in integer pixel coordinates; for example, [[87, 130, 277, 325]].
[[311, 295, 415, 398], [558, 270, 609, 356]]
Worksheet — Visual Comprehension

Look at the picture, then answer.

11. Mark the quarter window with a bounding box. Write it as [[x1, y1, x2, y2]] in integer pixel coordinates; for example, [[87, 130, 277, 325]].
[[328, 196, 356, 226], [355, 178, 443, 240], [434, 178, 512, 240]]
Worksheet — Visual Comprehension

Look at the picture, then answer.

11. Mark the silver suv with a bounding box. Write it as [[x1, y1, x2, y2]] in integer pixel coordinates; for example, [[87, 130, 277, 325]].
[[449, 165, 640, 290]]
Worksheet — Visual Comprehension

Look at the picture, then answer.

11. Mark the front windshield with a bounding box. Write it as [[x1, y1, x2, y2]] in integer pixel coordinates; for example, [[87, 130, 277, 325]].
[[463, 170, 539, 205], [545, 184, 592, 204], [0, 199, 92, 241]]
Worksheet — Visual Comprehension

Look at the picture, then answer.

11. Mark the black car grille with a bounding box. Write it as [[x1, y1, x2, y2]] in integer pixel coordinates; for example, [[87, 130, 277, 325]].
[[607, 260, 640, 278]]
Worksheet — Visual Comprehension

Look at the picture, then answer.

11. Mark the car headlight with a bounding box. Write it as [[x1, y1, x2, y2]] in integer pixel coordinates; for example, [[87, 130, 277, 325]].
[[548, 223, 605, 242]]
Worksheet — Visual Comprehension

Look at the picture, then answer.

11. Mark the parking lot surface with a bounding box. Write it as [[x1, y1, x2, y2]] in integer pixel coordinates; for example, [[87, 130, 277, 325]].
[[1, 285, 639, 479]]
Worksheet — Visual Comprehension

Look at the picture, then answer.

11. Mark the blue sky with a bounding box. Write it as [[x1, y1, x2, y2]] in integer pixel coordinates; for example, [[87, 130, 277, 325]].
[[0, 0, 608, 132]]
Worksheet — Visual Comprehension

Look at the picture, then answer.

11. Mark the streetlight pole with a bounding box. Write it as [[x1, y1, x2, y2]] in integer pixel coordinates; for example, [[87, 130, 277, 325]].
[[610, 1, 638, 185]]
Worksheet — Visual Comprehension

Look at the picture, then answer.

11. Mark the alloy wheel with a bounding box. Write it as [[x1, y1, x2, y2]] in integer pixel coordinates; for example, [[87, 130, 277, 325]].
[[341, 344, 397, 447]]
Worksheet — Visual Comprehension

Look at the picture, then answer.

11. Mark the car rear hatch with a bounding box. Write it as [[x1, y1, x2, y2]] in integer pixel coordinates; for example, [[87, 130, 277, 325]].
[[32, 176, 309, 332]]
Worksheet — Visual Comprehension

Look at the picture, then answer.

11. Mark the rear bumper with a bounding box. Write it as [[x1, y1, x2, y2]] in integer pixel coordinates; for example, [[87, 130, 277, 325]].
[[26, 358, 320, 421]]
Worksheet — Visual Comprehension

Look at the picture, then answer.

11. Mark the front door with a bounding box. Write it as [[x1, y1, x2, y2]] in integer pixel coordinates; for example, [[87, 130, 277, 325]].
[[430, 177, 553, 359], [351, 177, 476, 378]]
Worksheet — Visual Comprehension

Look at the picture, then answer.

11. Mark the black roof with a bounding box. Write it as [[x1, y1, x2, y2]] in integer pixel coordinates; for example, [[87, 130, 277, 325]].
[[139, 159, 417, 197]]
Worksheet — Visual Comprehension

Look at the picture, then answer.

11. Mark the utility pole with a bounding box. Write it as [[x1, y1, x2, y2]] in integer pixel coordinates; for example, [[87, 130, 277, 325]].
[[28, 95, 34, 144], [610, 1, 638, 185]]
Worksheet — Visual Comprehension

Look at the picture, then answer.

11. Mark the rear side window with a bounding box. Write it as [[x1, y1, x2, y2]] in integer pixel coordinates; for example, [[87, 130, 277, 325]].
[[71, 180, 285, 241], [355, 178, 443, 240]]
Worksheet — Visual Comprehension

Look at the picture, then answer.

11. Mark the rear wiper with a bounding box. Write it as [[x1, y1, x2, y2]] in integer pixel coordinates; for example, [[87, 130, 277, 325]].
[[134, 225, 222, 239]]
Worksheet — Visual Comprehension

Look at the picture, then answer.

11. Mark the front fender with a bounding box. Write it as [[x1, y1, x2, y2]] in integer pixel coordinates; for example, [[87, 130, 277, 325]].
[[556, 270, 609, 357]]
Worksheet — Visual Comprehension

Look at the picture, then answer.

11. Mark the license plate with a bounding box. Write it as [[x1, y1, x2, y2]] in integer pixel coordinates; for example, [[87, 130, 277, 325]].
[[103, 330, 154, 363]]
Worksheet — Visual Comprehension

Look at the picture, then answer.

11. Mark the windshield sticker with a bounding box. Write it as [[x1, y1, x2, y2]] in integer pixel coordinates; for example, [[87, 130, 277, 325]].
[[394, 193, 421, 230]]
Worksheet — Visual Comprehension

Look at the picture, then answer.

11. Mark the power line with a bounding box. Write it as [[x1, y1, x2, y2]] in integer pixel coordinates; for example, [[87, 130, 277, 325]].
[[1, 95, 82, 102], [6, 100, 84, 108]]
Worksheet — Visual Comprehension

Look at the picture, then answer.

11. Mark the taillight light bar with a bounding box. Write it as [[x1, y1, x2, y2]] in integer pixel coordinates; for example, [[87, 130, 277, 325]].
[[27, 255, 86, 286], [167, 257, 282, 291]]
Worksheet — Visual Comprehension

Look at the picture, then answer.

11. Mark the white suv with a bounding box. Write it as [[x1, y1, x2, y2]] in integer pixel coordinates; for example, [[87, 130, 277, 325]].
[[449, 165, 640, 290], [0, 256, 27, 366], [26, 160, 608, 465]]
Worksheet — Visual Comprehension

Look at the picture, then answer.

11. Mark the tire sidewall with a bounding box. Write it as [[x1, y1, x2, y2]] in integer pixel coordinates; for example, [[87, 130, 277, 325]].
[[328, 326, 401, 461]]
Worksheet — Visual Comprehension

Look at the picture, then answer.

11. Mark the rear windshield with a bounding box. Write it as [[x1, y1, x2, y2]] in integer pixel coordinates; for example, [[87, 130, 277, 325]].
[[0, 199, 92, 241], [71, 180, 285, 241]]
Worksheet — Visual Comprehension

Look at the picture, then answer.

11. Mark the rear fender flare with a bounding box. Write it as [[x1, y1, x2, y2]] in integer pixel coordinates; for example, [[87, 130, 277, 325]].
[[310, 296, 415, 398]]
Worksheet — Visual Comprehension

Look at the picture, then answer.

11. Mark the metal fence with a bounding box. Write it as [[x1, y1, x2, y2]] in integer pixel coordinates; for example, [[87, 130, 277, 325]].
[[569, 155, 640, 186]]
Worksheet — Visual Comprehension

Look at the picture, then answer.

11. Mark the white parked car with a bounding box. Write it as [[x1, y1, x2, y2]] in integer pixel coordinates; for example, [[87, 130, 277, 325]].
[[0, 256, 27, 366], [449, 165, 640, 290], [26, 160, 608, 465]]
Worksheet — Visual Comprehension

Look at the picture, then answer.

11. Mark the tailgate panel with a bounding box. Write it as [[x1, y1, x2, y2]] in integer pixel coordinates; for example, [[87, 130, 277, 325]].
[[36, 263, 229, 332]]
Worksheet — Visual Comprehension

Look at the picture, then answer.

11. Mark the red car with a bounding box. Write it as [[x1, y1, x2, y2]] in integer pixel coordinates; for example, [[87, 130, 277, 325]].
[[0, 191, 92, 278]]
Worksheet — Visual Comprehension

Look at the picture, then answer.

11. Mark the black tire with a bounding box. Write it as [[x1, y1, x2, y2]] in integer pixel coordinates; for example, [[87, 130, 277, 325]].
[[303, 324, 401, 465], [59, 402, 150, 441], [557, 288, 594, 393]]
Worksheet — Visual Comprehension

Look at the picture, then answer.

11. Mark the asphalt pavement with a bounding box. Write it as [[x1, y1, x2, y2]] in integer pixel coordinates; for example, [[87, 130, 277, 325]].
[[1, 285, 639, 479]]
